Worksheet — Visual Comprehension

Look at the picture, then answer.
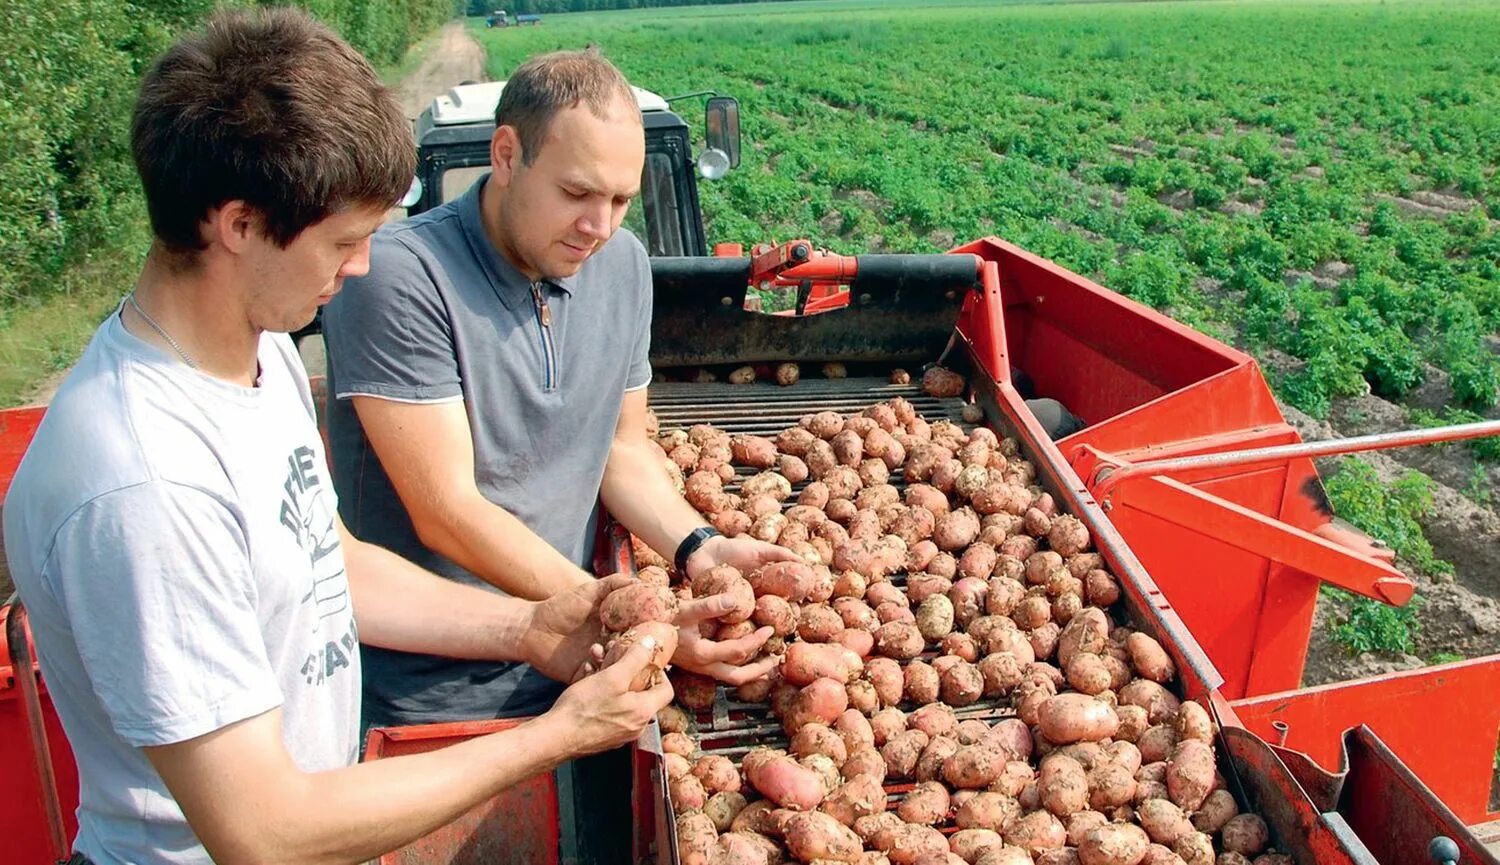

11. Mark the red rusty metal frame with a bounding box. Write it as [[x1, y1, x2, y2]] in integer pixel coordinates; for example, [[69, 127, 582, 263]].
[[1229, 656, 1500, 827], [364, 720, 563, 865]]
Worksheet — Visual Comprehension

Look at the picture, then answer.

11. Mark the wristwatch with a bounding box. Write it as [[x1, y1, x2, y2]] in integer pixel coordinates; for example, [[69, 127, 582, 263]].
[[674, 525, 722, 575]]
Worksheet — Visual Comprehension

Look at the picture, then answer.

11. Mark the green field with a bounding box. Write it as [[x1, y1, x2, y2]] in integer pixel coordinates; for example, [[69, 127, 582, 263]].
[[477, 0, 1500, 421]]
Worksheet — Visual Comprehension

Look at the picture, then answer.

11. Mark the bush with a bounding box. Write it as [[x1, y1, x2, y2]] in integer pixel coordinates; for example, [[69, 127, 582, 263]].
[[0, 0, 455, 308]]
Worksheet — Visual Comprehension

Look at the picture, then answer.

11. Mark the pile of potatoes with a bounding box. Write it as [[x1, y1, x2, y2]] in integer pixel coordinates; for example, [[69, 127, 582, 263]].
[[644, 398, 1289, 865]]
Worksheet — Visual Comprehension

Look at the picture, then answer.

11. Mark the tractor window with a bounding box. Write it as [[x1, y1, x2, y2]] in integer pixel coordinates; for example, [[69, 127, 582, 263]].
[[441, 165, 490, 204], [626, 151, 686, 257]]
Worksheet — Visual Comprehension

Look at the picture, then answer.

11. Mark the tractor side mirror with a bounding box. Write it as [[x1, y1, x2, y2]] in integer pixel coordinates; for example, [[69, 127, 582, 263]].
[[704, 96, 741, 170]]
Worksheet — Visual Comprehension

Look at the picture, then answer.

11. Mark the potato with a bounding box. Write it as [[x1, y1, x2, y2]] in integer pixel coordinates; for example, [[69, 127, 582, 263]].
[[898, 781, 952, 826], [1125, 633, 1176, 684], [792, 723, 850, 765], [1038, 694, 1121, 744], [1065, 653, 1113, 696], [847, 678, 880, 714], [1088, 761, 1138, 811], [753, 594, 800, 637], [875, 621, 926, 660], [658, 704, 692, 736], [929, 552, 959, 579], [743, 471, 794, 502], [1038, 754, 1090, 817], [706, 791, 751, 831], [1002, 810, 1067, 854], [713, 510, 754, 537], [784, 811, 862, 862], [1120, 680, 1182, 725], [1165, 740, 1215, 812], [673, 670, 719, 712], [821, 773, 887, 826], [732, 435, 779, 469], [1078, 823, 1150, 865], [798, 603, 846, 643], [678, 811, 719, 865], [955, 790, 1021, 832], [1047, 515, 1091, 557], [941, 743, 1005, 789], [1085, 570, 1122, 607], [908, 572, 954, 605], [990, 761, 1035, 799], [664, 751, 692, 781], [693, 566, 757, 624], [973, 847, 1032, 865], [1170, 831, 1214, 865], [785, 678, 852, 732], [933, 507, 982, 551], [941, 829, 1000, 865], [782, 642, 863, 686], [922, 366, 966, 398], [1219, 814, 1269, 856], [671, 773, 708, 810], [870, 708, 907, 747], [904, 661, 941, 704], [914, 735, 960, 782], [843, 748, 888, 782], [882, 730, 931, 779], [744, 750, 828, 811], [976, 651, 1024, 698], [1137, 725, 1178, 765], [691, 754, 743, 795], [1190, 788, 1238, 835], [907, 593, 955, 641], [1174, 701, 1213, 744], [940, 662, 985, 707], [862, 658, 903, 709], [600, 582, 680, 633], [1064, 811, 1110, 848], [1135, 800, 1195, 850], [1140, 846, 1186, 865], [851, 814, 903, 853], [885, 824, 950, 865]]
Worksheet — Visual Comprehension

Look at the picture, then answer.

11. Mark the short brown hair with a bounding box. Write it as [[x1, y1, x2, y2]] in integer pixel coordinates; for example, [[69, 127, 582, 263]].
[[495, 49, 639, 165], [131, 7, 414, 256]]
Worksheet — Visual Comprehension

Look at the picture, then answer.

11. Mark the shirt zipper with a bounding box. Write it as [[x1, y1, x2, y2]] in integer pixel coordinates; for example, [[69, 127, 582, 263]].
[[530, 283, 559, 392]]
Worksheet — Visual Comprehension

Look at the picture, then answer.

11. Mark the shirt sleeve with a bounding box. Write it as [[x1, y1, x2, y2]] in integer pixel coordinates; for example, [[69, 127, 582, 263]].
[[323, 233, 463, 403], [624, 238, 654, 392], [45, 482, 281, 747]]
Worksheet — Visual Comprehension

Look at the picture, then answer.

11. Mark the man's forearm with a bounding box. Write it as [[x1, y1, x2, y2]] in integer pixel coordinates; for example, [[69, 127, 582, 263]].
[[183, 713, 579, 865], [412, 489, 593, 600], [601, 438, 709, 563], [343, 536, 538, 660]]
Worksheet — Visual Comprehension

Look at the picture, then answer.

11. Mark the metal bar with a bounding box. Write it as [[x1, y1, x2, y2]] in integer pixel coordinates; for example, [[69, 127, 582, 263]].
[[1093, 420, 1500, 501], [4, 598, 69, 861], [1112, 477, 1413, 604]]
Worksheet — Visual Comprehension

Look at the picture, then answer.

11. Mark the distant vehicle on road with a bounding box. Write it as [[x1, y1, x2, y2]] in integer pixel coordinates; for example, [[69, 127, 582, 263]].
[[485, 9, 541, 27]]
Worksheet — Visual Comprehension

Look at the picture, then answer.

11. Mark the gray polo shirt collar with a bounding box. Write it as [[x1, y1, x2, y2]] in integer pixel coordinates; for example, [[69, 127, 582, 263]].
[[457, 174, 580, 309]]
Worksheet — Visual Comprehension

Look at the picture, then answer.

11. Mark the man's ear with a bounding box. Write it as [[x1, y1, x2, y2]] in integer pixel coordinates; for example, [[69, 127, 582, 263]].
[[204, 200, 263, 255], [490, 125, 524, 188]]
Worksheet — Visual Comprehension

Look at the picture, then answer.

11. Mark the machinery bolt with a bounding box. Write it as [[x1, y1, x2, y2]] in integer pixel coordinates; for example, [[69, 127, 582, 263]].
[[1428, 835, 1460, 864], [1271, 720, 1290, 747]]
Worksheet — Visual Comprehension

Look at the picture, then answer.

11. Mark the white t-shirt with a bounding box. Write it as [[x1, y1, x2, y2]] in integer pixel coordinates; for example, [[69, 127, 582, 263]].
[[3, 310, 360, 864]]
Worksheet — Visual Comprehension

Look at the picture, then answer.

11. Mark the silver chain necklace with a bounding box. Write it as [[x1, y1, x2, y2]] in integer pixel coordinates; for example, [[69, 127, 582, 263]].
[[126, 292, 199, 370]]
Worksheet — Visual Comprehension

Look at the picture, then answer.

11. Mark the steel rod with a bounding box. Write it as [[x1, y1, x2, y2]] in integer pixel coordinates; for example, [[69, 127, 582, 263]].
[[1094, 420, 1500, 501]]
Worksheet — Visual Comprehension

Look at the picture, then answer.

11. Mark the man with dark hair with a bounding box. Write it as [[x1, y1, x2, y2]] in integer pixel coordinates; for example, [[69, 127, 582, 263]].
[[323, 49, 795, 728], [3, 11, 677, 864]]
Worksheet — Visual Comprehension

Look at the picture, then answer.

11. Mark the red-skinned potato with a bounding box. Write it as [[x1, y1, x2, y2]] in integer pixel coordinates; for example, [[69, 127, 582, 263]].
[[956, 791, 1022, 832], [744, 749, 828, 811], [691, 754, 743, 795], [600, 582, 680, 633], [1165, 740, 1215, 812], [866, 658, 906, 708], [782, 642, 863, 686], [843, 748, 888, 783], [1038, 754, 1090, 817], [784, 811, 863, 862], [1038, 694, 1121, 744], [881, 730, 931, 779], [949, 829, 1004, 864], [898, 780, 952, 826], [821, 773, 888, 826], [875, 621, 926, 660], [791, 723, 850, 766], [1077, 823, 1150, 865], [903, 660, 941, 704], [678, 812, 718, 865], [914, 736, 960, 783], [1190, 788, 1238, 835], [1002, 810, 1066, 855], [1126, 632, 1176, 683], [869, 705, 907, 745]]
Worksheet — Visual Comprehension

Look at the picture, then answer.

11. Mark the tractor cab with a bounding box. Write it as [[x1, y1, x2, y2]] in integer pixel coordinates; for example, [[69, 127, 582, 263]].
[[407, 80, 740, 258]]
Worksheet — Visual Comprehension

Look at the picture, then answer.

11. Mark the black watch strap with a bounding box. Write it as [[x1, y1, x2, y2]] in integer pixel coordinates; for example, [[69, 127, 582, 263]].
[[674, 526, 721, 575]]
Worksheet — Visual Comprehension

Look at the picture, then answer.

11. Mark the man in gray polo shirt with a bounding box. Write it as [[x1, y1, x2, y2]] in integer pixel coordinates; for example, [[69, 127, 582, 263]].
[[323, 50, 794, 729]]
